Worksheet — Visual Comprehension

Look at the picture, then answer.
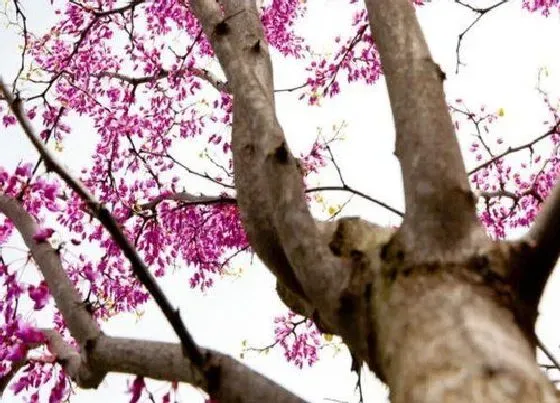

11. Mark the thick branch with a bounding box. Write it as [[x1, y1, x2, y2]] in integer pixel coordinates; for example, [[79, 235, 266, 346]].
[[92, 335, 306, 403], [189, 0, 351, 331], [13, 329, 307, 402], [364, 0, 486, 260], [0, 196, 306, 402], [43, 331, 307, 403], [0, 194, 100, 344], [514, 180, 560, 318]]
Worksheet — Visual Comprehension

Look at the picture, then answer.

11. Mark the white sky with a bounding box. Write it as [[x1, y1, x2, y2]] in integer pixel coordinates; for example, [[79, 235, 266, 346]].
[[2, 0, 560, 402]]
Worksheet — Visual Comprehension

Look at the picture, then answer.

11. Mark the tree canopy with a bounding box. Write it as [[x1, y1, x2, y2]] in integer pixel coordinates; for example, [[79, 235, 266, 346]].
[[2, 0, 560, 402]]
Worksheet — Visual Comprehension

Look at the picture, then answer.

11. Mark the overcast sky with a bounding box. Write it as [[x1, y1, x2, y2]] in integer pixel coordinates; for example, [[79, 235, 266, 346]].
[[2, 0, 560, 402]]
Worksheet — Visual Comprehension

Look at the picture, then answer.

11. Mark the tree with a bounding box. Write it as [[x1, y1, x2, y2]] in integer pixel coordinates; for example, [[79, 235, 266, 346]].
[[1, 0, 560, 401]]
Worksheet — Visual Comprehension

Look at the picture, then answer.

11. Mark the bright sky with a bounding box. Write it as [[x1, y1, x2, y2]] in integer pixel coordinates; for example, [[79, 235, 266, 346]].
[[2, 0, 560, 402]]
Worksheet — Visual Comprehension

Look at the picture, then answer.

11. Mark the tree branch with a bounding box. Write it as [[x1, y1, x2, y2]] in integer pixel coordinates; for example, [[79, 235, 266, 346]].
[[189, 0, 353, 333], [133, 187, 399, 217], [307, 186, 403, 217], [454, 0, 510, 73], [41, 330, 307, 403], [0, 195, 307, 402], [512, 179, 560, 321], [363, 0, 486, 260], [93, 67, 229, 93], [0, 195, 100, 345], [136, 192, 236, 211], [468, 121, 560, 175], [88, 335, 307, 403], [0, 79, 204, 369]]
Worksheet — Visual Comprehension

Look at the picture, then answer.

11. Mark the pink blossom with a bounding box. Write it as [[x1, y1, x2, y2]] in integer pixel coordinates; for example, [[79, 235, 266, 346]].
[[128, 376, 146, 403], [32, 228, 55, 242], [5, 343, 27, 361], [28, 282, 50, 310], [2, 115, 16, 127]]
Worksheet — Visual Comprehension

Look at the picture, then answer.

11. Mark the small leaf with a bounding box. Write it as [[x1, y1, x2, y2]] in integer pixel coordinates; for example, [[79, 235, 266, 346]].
[[328, 206, 339, 216]]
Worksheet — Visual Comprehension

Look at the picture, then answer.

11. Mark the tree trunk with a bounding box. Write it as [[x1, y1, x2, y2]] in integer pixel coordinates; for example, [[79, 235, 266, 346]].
[[372, 263, 556, 402]]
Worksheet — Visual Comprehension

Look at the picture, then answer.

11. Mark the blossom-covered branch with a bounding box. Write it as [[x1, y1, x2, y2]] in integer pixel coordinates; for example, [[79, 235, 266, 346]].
[[0, 194, 100, 344], [136, 191, 236, 211], [0, 78, 205, 371], [93, 67, 229, 93], [0, 193, 307, 402], [468, 121, 560, 175]]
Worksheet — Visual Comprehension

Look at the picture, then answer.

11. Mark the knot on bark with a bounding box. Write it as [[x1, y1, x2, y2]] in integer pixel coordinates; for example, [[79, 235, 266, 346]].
[[214, 21, 230, 36], [274, 143, 289, 164]]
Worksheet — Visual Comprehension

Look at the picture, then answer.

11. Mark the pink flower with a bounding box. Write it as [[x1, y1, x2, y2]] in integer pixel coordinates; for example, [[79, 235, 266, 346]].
[[32, 228, 54, 242], [2, 115, 16, 127], [28, 282, 50, 310], [16, 324, 45, 344], [128, 376, 146, 403], [6, 343, 27, 361], [15, 163, 33, 177]]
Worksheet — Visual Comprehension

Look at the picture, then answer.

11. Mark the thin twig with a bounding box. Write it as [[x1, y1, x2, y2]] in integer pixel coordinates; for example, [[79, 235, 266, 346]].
[[537, 338, 560, 372], [454, 0, 510, 73], [468, 121, 560, 175]]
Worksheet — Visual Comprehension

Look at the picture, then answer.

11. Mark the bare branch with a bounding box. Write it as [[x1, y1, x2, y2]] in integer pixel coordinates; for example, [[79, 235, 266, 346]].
[[514, 179, 560, 316], [363, 0, 486, 260], [317, 141, 403, 217], [11, 0, 29, 90], [0, 79, 204, 369], [189, 0, 351, 332], [537, 338, 560, 373], [307, 186, 403, 217], [274, 83, 306, 93], [63, 332, 308, 403], [454, 0, 510, 73]]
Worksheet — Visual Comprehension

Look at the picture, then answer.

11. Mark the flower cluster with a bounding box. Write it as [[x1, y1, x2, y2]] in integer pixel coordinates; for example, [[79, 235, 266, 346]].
[[273, 312, 322, 368], [261, 0, 308, 57], [522, 0, 560, 15], [302, 0, 427, 104], [451, 100, 560, 239]]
